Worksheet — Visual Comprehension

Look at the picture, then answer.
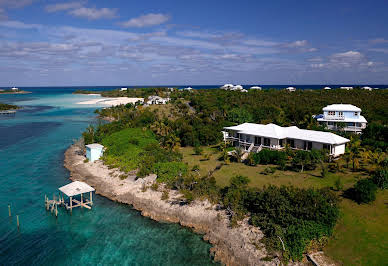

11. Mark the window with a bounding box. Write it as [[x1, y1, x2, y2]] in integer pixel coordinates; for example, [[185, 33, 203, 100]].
[[279, 139, 284, 147], [287, 139, 295, 148], [264, 138, 270, 147], [338, 111, 343, 116], [254, 136, 261, 145], [328, 111, 335, 116], [354, 112, 358, 116]]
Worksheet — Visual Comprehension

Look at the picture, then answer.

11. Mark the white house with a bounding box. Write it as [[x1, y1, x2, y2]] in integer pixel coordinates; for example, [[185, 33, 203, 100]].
[[120, 87, 128, 91], [86, 144, 104, 162], [285, 87, 296, 92], [146, 95, 170, 105], [221, 84, 234, 90], [183, 87, 193, 91], [315, 104, 367, 133], [323, 86, 331, 90], [340, 86, 353, 90], [11, 87, 19, 91], [250, 86, 262, 90], [223, 123, 349, 157], [362, 86, 373, 91]]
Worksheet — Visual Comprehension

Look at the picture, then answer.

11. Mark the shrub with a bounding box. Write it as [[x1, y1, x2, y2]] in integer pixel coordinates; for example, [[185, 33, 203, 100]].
[[334, 177, 343, 191], [150, 182, 159, 191], [161, 190, 169, 200], [154, 162, 188, 184], [252, 149, 287, 166], [353, 179, 378, 203], [193, 145, 203, 155], [261, 167, 276, 175], [248, 186, 339, 261], [191, 164, 200, 172], [372, 168, 388, 189]]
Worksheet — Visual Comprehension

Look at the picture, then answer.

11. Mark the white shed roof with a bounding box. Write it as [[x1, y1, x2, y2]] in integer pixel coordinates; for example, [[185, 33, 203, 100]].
[[322, 104, 361, 112], [59, 181, 95, 197], [86, 143, 104, 149], [224, 123, 349, 145]]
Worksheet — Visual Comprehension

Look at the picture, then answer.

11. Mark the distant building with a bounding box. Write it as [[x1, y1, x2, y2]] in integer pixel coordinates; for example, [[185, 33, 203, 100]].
[[86, 144, 104, 162], [285, 87, 296, 92], [323, 86, 331, 90], [340, 86, 353, 90], [183, 87, 193, 91], [120, 88, 128, 91], [146, 96, 170, 105], [223, 123, 349, 157], [315, 104, 367, 133], [362, 86, 373, 91], [11, 87, 19, 91], [221, 84, 234, 90], [250, 86, 262, 90]]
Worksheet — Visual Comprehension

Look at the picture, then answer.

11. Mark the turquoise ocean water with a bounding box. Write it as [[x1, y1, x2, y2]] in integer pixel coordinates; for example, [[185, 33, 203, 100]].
[[0, 89, 215, 265]]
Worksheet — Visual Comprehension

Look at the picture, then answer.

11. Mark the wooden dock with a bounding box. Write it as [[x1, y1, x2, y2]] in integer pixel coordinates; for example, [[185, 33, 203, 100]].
[[0, 110, 16, 115]]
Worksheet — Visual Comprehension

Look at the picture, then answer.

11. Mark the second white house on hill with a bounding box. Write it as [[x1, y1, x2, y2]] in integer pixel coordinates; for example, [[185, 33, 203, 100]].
[[223, 123, 350, 157]]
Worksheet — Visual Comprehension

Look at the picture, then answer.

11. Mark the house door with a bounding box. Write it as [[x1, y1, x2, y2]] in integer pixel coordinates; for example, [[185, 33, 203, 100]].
[[255, 136, 261, 145]]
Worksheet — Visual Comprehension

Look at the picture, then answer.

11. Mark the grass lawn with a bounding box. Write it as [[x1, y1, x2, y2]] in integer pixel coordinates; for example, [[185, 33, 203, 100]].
[[324, 190, 388, 265], [180, 146, 387, 265]]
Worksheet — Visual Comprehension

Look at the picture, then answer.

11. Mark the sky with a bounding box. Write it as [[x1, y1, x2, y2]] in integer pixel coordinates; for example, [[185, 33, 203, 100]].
[[0, 0, 388, 86]]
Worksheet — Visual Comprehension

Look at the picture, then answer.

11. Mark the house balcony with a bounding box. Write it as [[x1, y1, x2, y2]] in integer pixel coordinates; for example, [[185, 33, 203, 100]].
[[323, 115, 345, 120]]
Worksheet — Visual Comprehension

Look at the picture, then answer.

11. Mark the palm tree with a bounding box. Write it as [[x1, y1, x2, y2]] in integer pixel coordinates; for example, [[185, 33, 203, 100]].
[[233, 147, 244, 163], [348, 138, 365, 171]]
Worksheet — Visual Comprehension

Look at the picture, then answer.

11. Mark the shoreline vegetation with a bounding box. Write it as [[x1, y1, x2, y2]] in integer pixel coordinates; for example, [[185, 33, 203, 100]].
[[0, 90, 31, 94], [72, 87, 387, 265], [0, 103, 19, 111]]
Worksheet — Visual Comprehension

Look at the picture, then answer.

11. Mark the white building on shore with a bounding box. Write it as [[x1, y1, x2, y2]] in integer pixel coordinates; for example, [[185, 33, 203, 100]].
[[340, 86, 353, 90], [222, 123, 349, 157], [250, 86, 262, 90], [315, 104, 367, 133], [285, 87, 296, 92]]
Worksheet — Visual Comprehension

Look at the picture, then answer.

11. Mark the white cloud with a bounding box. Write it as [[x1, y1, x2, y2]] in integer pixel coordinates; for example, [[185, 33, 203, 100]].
[[0, 8, 6, 20], [121, 13, 169, 28], [0, 0, 34, 8], [369, 48, 388, 54], [287, 40, 308, 48], [330, 51, 364, 67], [69, 7, 117, 20], [45, 2, 84, 12], [0, 20, 42, 29]]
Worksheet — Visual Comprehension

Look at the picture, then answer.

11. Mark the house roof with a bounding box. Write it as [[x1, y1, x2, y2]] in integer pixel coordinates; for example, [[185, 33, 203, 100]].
[[224, 123, 350, 145], [59, 181, 95, 197], [322, 104, 361, 112], [86, 143, 104, 149], [250, 86, 262, 90]]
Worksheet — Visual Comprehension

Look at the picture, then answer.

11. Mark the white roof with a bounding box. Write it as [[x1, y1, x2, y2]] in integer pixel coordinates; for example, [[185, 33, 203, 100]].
[[340, 86, 353, 90], [323, 87, 331, 90], [250, 86, 262, 90], [59, 181, 95, 197], [285, 87, 296, 91], [224, 123, 349, 145], [322, 104, 361, 112], [86, 143, 104, 149]]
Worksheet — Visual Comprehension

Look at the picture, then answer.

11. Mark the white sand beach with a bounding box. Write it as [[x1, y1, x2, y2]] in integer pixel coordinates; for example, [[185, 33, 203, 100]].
[[77, 97, 144, 106]]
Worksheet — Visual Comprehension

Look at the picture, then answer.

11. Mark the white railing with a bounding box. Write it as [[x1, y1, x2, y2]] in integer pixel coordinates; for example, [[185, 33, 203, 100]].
[[324, 115, 345, 120]]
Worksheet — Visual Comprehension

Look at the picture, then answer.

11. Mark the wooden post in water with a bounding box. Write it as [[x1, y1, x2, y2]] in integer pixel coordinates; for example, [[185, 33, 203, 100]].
[[90, 191, 93, 205], [16, 215, 19, 229], [55, 203, 58, 217], [81, 193, 83, 208], [8, 204, 11, 217], [70, 196, 72, 214]]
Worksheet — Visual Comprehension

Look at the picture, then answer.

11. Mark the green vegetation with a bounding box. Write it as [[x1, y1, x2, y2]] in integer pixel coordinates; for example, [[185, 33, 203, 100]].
[[0, 103, 19, 111], [82, 87, 388, 263], [74, 87, 175, 98]]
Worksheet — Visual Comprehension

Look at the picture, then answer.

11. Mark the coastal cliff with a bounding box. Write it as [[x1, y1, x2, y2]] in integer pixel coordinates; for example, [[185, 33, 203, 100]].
[[64, 144, 280, 266]]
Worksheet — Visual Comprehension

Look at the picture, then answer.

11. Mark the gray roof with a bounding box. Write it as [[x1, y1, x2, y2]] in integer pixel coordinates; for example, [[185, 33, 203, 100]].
[[86, 143, 104, 149]]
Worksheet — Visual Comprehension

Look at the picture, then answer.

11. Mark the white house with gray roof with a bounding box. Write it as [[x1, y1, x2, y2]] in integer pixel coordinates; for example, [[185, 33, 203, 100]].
[[315, 104, 367, 133], [223, 123, 350, 157]]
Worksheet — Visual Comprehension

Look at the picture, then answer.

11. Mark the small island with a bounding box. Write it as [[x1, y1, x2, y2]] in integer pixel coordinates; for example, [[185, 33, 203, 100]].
[[0, 87, 31, 94], [0, 102, 19, 114]]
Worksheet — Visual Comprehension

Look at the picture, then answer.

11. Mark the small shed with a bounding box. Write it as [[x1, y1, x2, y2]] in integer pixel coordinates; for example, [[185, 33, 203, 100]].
[[86, 143, 104, 162]]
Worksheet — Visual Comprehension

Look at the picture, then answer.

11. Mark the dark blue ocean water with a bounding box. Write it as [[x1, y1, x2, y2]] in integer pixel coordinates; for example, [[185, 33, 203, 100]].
[[0, 90, 216, 265]]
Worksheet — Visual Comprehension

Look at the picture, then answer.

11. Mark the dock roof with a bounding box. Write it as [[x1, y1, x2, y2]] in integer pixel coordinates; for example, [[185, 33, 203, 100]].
[[59, 181, 95, 197]]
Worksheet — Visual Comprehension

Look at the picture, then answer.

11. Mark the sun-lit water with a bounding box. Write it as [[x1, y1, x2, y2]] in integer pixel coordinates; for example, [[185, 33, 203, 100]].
[[0, 89, 215, 265]]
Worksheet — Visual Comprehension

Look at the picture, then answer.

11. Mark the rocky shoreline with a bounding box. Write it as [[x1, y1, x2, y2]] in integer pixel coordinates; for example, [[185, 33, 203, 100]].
[[64, 144, 280, 266]]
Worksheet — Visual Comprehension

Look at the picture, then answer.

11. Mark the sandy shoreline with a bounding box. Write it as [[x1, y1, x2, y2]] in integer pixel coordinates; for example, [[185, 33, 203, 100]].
[[77, 97, 144, 106], [64, 144, 281, 266]]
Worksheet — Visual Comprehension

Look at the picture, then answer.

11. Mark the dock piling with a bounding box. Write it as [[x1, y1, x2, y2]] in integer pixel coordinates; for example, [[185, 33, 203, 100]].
[[16, 215, 19, 229], [8, 204, 11, 217]]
